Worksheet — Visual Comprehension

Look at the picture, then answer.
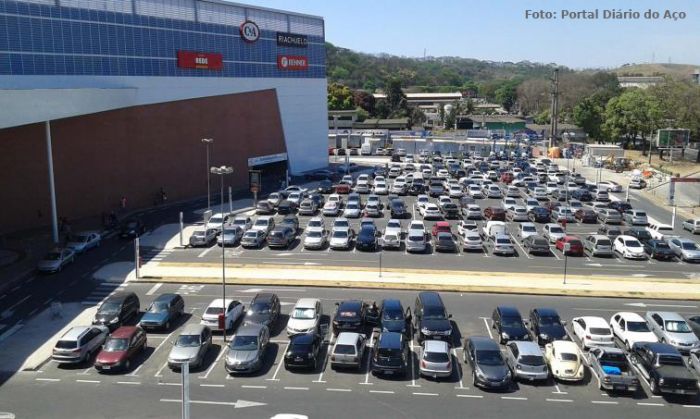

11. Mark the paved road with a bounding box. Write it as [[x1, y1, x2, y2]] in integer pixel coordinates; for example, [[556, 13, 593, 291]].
[[1, 284, 699, 418]]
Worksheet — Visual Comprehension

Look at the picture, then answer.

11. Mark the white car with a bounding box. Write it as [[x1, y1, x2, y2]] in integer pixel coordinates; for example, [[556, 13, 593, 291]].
[[468, 185, 484, 199], [459, 230, 483, 251], [598, 181, 622, 193], [543, 223, 565, 243], [647, 223, 675, 240], [201, 298, 244, 331], [613, 235, 646, 259], [231, 216, 253, 232], [682, 219, 700, 234], [353, 181, 370, 194], [287, 191, 305, 205], [501, 198, 517, 211], [421, 203, 442, 220], [438, 195, 452, 206], [518, 222, 538, 240], [457, 220, 478, 237], [485, 185, 502, 198], [609, 312, 658, 350], [448, 184, 463, 198], [343, 203, 361, 218], [328, 193, 342, 205], [385, 219, 403, 237], [380, 231, 401, 249], [505, 186, 520, 198], [251, 216, 274, 234], [525, 198, 540, 212], [568, 200, 583, 211], [329, 228, 353, 250], [373, 181, 388, 195], [306, 217, 325, 233], [545, 182, 558, 194], [463, 204, 482, 219], [206, 212, 231, 233], [286, 298, 322, 335], [507, 206, 529, 221], [416, 194, 430, 210], [533, 187, 548, 200], [267, 192, 283, 207], [408, 220, 426, 237], [544, 340, 584, 382], [323, 201, 341, 216], [571, 317, 614, 350], [66, 231, 101, 254], [303, 229, 327, 250], [37, 248, 76, 273]]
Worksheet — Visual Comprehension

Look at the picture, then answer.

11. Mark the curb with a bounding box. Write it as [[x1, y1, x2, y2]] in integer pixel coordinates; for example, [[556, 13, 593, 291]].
[[132, 276, 700, 301]]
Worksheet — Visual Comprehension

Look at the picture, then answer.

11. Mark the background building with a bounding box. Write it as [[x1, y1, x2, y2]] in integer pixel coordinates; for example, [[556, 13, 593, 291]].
[[0, 0, 327, 233]]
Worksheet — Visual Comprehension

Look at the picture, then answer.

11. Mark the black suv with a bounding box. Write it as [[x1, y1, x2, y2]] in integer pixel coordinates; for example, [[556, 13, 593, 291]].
[[389, 199, 408, 218], [332, 300, 366, 335], [284, 333, 323, 370], [492, 306, 530, 344], [413, 292, 452, 343], [356, 225, 378, 251], [380, 299, 409, 336], [243, 293, 281, 328], [528, 308, 568, 345], [630, 342, 698, 396], [371, 332, 410, 376], [93, 292, 140, 331]]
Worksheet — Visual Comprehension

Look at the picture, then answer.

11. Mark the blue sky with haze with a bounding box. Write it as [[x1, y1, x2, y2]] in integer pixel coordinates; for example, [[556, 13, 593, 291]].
[[247, 0, 700, 68]]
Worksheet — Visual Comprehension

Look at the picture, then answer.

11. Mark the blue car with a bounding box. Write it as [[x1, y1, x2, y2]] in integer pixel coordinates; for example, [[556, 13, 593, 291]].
[[139, 294, 185, 331]]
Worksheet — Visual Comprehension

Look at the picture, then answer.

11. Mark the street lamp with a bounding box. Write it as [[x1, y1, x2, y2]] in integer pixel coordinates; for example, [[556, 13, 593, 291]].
[[201, 138, 214, 210], [210, 165, 233, 341]]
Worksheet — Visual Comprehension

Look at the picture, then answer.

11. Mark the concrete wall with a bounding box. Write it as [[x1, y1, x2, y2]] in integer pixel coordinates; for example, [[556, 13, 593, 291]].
[[0, 89, 286, 234]]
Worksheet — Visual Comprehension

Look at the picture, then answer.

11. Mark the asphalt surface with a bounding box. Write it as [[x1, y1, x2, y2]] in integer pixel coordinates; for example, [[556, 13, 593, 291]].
[[2, 283, 700, 418], [164, 179, 700, 281]]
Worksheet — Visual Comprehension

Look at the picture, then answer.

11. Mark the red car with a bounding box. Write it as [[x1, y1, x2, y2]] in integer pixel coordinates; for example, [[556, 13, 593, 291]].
[[335, 184, 351, 194], [483, 207, 506, 221], [432, 221, 451, 237], [555, 235, 584, 256], [94, 326, 147, 372], [500, 173, 514, 184]]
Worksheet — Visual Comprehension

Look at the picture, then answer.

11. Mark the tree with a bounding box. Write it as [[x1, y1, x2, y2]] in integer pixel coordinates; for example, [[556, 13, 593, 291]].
[[353, 91, 376, 115], [650, 80, 700, 143], [495, 83, 518, 112], [461, 80, 479, 98], [573, 96, 605, 142], [385, 78, 407, 114], [355, 107, 369, 122], [327, 83, 354, 110], [516, 78, 549, 115], [374, 99, 390, 119], [603, 89, 663, 148], [533, 109, 550, 125], [410, 107, 427, 127]]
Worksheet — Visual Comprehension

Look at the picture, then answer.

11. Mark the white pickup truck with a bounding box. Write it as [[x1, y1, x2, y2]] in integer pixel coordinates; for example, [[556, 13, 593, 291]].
[[647, 222, 675, 240]]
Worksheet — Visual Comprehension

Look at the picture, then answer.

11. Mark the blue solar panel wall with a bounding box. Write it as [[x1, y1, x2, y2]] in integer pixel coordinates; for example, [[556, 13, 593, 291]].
[[0, 0, 326, 78]]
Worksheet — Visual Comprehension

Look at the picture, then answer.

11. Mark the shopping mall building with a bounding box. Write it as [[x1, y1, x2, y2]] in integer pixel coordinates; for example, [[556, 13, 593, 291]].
[[0, 0, 327, 233]]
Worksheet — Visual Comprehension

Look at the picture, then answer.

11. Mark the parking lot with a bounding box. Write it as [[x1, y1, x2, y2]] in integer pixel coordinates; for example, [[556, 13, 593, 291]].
[[11, 283, 699, 418]]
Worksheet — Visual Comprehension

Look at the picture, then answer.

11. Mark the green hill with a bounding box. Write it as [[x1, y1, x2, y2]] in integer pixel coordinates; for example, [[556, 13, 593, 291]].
[[614, 63, 699, 79]]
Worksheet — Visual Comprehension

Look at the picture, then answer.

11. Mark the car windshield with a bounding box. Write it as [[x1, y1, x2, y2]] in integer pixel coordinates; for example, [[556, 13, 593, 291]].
[[658, 355, 684, 366], [383, 308, 403, 321], [424, 351, 449, 363], [335, 221, 349, 228], [334, 344, 357, 355], [292, 308, 316, 320], [249, 302, 271, 314], [103, 337, 129, 352], [209, 216, 223, 223], [549, 227, 563, 234], [408, 235, 423, 242], [626, 321, 650, 332], [223, 228, 238, 235], [289, 343, 311, 354], [423, 307, 446, 320], [308, 220, 322, 228], [539, 316, 560, 327], [205, 307, 223, 315], [624, 240, 641, 247], [254, 220, 268, 226], [590, 327, 610, 336], [682, 242, 698, 250], [98, 302, 121, 315], [333, 231, 348, 239], [495, 238, 511, 245], [519, 355, 545, 366], [230, 335, 258, 351], [476, 350, 504, 366], [307, 231, 323, 238], [176, 334, 201, 347], [148, 301, 169, 313], [523, 226, 536, 232], [559, 352, 578, 362], [244, 231, 258, 238], [501, 317, 523, 328], [665, 320, 691, 333]]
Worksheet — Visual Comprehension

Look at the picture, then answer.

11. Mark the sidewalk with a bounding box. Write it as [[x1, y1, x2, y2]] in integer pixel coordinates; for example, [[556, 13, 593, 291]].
[[134, 261, 700, 301]]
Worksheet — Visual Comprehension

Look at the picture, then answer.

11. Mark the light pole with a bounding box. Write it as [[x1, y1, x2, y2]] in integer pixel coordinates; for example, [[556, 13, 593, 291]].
[[202, 138, 214, 210], [210, 165, 233, 342]]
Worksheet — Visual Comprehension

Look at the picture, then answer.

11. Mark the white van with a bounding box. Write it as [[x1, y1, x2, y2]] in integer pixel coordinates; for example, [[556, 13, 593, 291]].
[[360, 142, 372, 156]]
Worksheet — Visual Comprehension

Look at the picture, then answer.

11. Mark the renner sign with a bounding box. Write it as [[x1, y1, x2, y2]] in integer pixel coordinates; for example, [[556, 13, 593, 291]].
[[277, 55, 308, 70]]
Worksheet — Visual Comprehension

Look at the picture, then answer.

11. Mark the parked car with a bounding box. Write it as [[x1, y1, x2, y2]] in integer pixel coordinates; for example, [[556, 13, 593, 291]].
[[544, 340, 584, 382], [298, 198, 318, 215], [504, 341, 548, 382], [434, 232, 457, 252], [119, 218, 146, 238], [555, 235, 584, 256], [37, 248, 75, 273], [609, 312, 658, 350], [303, 229, 327, 250], [413, 292, 452, 343], [94, 326, 147, 372], [276, 200, 296, 215], [139, 293, 185, 331], [629, 342, 698, 396], [529, 308, 568, 345], [574, 208, 597, 223], [371, 332, 410, 376], [200, 298, 244, 332], [667, 237, 700, 262], [243, 293, 281, 328], [682, 219, 700, 234], [483, 207, 506, 221], [522, 235, 551, 255], [624, 227, 653, 244], [528, 207, 550, 223], [332, 300, 366, 335], [613, 235, 646, 260], [597, 225, 622, 240], [53, 325, 109, 364], [389, 199, 408, 218], [492, 306, 530, 343], [644, 239, 675, 260], [217, 225, 243, 247], [459, 230, 483, 252], [379, 299, 409, 336], [205, 212, 231, 233], [571, 316, 614, 349], [464, 336, 512, 389], [189, 228, 217, 247], [330, 332, 366, 370], [167, 324, 212, 370], [286, 298, 322, 335], [224, 323, 270, 374], [66, 231, 101, 254], [240, 229, 265, 248], [251, 216, 274, 234], [93, 292, 140, 331], [284, 333, 323, 370], [255, 201, 275, 215], [645, 311, 700, 353], [506, 206, 529, 222], [583, 234, 614, 257], [419, 339, 453, 379], [647, 222, 676, 240], [492, 234, 515, 256], [266, 226, 296, 249], [597, 209, 622, 224], [542, 223, 565, 244], [406, 231, 428, 253]]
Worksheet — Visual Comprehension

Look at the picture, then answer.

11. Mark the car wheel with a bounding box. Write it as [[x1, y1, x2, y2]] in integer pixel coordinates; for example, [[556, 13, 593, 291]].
[[125, 359, 131, 371], [650, 379, 660, 395]]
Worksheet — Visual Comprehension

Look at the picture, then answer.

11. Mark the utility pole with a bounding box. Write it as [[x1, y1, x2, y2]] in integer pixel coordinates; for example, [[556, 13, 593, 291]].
[[549, 68, 559, 151]]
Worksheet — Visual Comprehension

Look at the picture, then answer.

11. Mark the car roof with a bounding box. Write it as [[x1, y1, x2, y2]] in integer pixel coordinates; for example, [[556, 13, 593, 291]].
[[62, 326, 91, 340], [207, 298, 234, 308], [552, 340, 579, 352], [641, 342, 681, 355], [181, 323, 207, 335], [511, 341, 543, 356], [418, 291, 443, 306], [104, 291, 136, 303], [469, 336, 499, 350], [534, 307, 559, 317], [424, 339, 449, 352], [153, 293, 180, 303], [338, 300, 363, 310], [576, 316, 608, 328], [110, 326, 141, 339], [295, 298, 320, 309], [497, 306, 522, 318], [651, 311, 685, 321], [252, 293, 275, 303], [336, 332, 362, 345], [377, 331, 404, 350], [289, 333, 315, 344], [382, 299, 403, 310], [235, 323, 265, 336]]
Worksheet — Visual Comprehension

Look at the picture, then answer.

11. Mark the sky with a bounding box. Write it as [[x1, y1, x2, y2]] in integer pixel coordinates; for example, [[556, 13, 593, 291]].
[[246, 0, 700, 69]]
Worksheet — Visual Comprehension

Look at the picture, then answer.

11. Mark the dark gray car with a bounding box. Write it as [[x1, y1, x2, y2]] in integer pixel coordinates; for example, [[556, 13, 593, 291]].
[[224, 323, 270, 374], [464, 336, 513, 390], [243, 293, 281, 328]]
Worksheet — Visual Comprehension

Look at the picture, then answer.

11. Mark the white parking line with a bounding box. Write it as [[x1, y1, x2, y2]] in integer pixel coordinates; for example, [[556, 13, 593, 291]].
[[117, 381, 141, 385], [197, 247, 216, 258], [369, 390, 395, 394], [35, 378, 60, 382], [637, 402, 664, 407], [146, 283, 163, 296], [198, 346, 226, 379], [412, 392, 438, 396], [457, 394, 483, 399], [127, 363, 144, 377], [546, 398, 573, 403], [157, 382, 182, 386], [360, 332, 375, 385], [241, 385, 267, 389], [510, 234, 532, 259], [76, 379, 100, 384], [684, 405, 700, 409], [591, 400, 618, 405], [481, 317, 493, 339], [452, 348, 464, 389], [501, 396, 527, 401], [267, 342, 289, 381], [200, 384, 225, 388], [314, 336, 334, 383], [327, 388, 352, 392], [284, 386, 309, 391], [154, 361, 169, 378], [408, 340, 420, 388]]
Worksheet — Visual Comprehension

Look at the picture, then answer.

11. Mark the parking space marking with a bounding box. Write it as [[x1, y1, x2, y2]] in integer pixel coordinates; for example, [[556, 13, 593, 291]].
[[327, 388, 352, 392], [481, 317, 493, 339], [198, 346, 225, 379], [314, 335, 334, 383], [154, 361, 168, 378], [284, 386, 309, 391], [157, 382, 182, 386], [510, 234, 532, 259], [457, 394, 483, 399], [412, 392, 438, 396], [197, 247, 215, 258], [591, 400, 618, 405], [552, 383, 567, 394], [637, 402, 664, 407], [501, 396, 527, 401], [76, 379, 100, 384], [452, 347, 464, 389], [127, 363, 144, 377], [546, 398, 573, 403], [35, 378, 60, 382], [146, 283, 163, 296], [267, 342, 289, 381], [116, 381, 141, 385], [684, 405, 700, 409], [360, 332, 376, 385], [369, 390, 395, 394], [408, 339, 420, 388], [200, 384, 225, 388], [241, 385, 267, 389]]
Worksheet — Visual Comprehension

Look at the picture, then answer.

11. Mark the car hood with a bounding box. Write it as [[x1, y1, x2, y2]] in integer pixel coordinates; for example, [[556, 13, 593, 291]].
[[220, 233, 239, 241], [94, 313, 119, 325], [38, 259, 61, 268], [625, 331, 658, 344], [141, 311, 168, 324], [681, 249, 700, 257], [539, 324, 567, 339], [287, 318, 317, 331], [477, 364, 510, 380], [502, 325, 529, 339], [169, 345, 200, 361], [305, 236, 324, 244], [96, 350, 126, 364], [420, 318, 451, 332], [226, 349, 260, 364], [665, 331, 700, 344], [244, 313, 271, 326], [382, 319, 407, 334]]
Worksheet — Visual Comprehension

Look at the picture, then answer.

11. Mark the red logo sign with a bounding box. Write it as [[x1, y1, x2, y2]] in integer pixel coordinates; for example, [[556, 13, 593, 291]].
[[177, 51, 223, 70], [277, 55, 308, 70]]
